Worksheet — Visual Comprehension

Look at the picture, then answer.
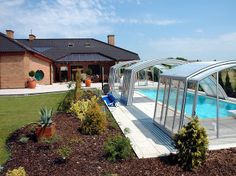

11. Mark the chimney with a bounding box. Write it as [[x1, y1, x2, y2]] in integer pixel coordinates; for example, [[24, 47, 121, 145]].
[[29, 34, 36, 41], [6, 30, 14, 39], [107, 35, 115, 45]]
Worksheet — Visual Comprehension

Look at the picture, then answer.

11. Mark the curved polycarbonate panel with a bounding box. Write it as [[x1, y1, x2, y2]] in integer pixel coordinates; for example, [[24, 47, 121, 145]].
[[120, 58, 188, 105]]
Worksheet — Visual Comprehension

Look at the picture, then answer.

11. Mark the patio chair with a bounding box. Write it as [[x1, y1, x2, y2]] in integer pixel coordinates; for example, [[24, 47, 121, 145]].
[[102, 93, 118, 107]]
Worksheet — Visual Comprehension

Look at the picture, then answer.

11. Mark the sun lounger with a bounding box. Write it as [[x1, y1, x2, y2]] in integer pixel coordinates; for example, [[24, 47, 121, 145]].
[[102, 93, 118, 107]]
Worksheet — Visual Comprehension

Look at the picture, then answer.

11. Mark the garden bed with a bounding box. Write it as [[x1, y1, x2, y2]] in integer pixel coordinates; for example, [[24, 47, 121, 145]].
[[1, 112, 236, 176]]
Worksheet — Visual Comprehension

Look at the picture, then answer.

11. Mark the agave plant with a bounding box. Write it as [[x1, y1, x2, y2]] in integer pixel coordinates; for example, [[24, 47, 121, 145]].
[[39, 107, 53, 127]]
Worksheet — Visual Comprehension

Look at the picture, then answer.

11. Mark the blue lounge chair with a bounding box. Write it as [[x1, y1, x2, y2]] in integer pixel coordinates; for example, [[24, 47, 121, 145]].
[[102, 93, 117, 107]]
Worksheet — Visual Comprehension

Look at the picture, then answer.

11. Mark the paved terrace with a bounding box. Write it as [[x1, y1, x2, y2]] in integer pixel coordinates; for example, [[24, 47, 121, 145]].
[[109, 92, 175, 158], [109, 91, 236, 158], [0, 83, 103, 96]]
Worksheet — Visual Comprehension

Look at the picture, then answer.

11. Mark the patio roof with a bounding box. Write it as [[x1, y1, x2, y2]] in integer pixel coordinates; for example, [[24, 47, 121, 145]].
[[161, 60, 236, 82], [56, 53, 113, 62]]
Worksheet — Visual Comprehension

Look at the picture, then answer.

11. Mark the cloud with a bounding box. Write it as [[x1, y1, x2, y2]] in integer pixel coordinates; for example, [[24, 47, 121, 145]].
[[220, 32, 236, 41], [0, 0, 112, 38], [0, 0, 180, 38], [147, 32, 236, 60], [195, 28, 204, 33]]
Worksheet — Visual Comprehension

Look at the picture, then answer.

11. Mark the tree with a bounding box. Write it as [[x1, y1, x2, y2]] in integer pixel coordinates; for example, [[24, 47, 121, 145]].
[[224, 72, 233, 96], [176, 57, 187, 61], [74, 69, 83, 100], [218, 71, 224, 89]]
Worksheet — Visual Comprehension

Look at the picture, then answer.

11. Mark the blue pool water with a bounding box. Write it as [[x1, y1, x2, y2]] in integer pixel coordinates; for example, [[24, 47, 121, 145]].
[[138, 89, 236, 119]]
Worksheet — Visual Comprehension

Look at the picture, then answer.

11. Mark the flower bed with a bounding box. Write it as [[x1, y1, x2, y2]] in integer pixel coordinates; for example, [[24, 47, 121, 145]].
[[1, 88, 236, 175]]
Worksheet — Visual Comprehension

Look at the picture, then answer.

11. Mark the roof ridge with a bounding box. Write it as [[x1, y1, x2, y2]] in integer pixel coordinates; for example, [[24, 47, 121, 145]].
[[0, 32, 52, 61], [17, 37, 139, 56], [0, 32, 28, 51], [92, 38, 139, 56], [17, 38, 94, 40]]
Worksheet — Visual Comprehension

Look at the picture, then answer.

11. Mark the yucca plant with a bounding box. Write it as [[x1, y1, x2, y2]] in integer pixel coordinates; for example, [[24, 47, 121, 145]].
[[39, 107, 53, 127]]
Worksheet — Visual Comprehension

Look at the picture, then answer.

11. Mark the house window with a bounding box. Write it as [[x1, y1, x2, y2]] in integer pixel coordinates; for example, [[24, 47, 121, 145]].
[[84, 42, 91, 47], [35, 70, 44, 81], [68, 43, 74, 47], [60, 66, 68, 82]]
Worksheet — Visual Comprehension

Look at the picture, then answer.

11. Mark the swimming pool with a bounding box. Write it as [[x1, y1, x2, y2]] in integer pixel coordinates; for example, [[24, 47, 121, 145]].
[[138, 89, 236, 119]]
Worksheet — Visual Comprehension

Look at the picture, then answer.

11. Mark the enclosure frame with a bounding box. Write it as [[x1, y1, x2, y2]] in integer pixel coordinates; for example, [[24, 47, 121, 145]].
[[153, 60, 236, 138], [120, 58, 188, 105]]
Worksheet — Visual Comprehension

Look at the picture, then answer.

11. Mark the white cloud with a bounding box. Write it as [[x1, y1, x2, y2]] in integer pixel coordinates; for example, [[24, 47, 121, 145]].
[[220, 32, 236, 41], [147, 32, 236, 60], [195, 28, 204, 33], [0, 0, 180, 38], [0, 0, 112, 38]]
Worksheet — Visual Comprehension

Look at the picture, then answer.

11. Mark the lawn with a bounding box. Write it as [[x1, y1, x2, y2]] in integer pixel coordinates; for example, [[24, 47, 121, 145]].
[[0, 93, 66, 164]]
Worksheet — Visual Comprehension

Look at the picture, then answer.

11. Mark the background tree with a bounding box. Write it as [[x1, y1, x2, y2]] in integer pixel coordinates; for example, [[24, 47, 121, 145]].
[[218, 71, 224, 89], [224, 72, 233, 96]]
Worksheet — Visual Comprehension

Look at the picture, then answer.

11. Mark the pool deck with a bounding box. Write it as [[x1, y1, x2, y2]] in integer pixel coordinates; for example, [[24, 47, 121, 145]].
[[108, 91, 236, 158], [109, 93, 175, 158]]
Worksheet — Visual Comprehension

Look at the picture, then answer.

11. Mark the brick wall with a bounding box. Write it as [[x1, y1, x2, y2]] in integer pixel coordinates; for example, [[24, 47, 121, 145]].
[[0, 54, 25, 88], [0, 52, 52, 89]]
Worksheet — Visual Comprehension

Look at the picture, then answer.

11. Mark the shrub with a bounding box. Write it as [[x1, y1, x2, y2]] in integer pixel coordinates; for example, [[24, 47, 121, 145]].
[[75, 70, 82, 100], [103, 84, 110, 95], [103, 135, 133, 162], [81, 73, 87, 81], [173, 117, 208, 170], [28, 70, 35, 77], [57, 89, 74, 112], [19, 136, 29, 144], [85, 68, 92, 76], [6, 167, 26, 176], [68, 96, 99, 121], [68, 99, 90, 120], [57, 146, 72, 160], [81, 99, 107, 135]]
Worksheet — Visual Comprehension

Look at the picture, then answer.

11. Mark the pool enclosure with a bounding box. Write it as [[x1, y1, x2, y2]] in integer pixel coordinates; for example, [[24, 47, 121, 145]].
[[120, 58, 188, 105], [108, 60, 139, 98], [153, 60, 236, 139]]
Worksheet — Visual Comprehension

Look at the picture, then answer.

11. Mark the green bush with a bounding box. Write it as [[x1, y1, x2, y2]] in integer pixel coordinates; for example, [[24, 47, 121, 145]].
[[58, 89, 74, 112], [103, 135, 133, 162], [68, 96, 99, 121], [6, 167, 26, 176], [28, 70, 35, 77], [173, 117, 208, 170], [80, 99, 107, 135], [57, 146, 72, 160], [85, 68, 92, 76], [103, 84, 110, 95]]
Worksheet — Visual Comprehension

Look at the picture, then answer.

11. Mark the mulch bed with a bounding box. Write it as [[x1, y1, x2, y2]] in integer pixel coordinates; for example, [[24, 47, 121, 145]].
[[1, 113, 236, 176]]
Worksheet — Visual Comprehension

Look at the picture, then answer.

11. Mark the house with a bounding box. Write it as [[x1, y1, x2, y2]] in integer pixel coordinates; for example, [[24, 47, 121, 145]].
[[0, 30, 140, 88]]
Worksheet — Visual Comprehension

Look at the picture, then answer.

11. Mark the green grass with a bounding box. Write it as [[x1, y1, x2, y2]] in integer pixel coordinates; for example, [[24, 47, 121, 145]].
[[0, 92, 66, 164]]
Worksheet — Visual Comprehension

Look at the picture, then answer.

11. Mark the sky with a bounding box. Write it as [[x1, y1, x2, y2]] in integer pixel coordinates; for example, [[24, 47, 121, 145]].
[[0, 0, 236, 61]]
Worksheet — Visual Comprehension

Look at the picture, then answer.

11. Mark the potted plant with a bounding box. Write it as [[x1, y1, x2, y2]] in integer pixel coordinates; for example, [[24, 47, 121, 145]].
[[27, 70, 36, 88], [85, 68, 92, 87], [35, 107, 56, 139]]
